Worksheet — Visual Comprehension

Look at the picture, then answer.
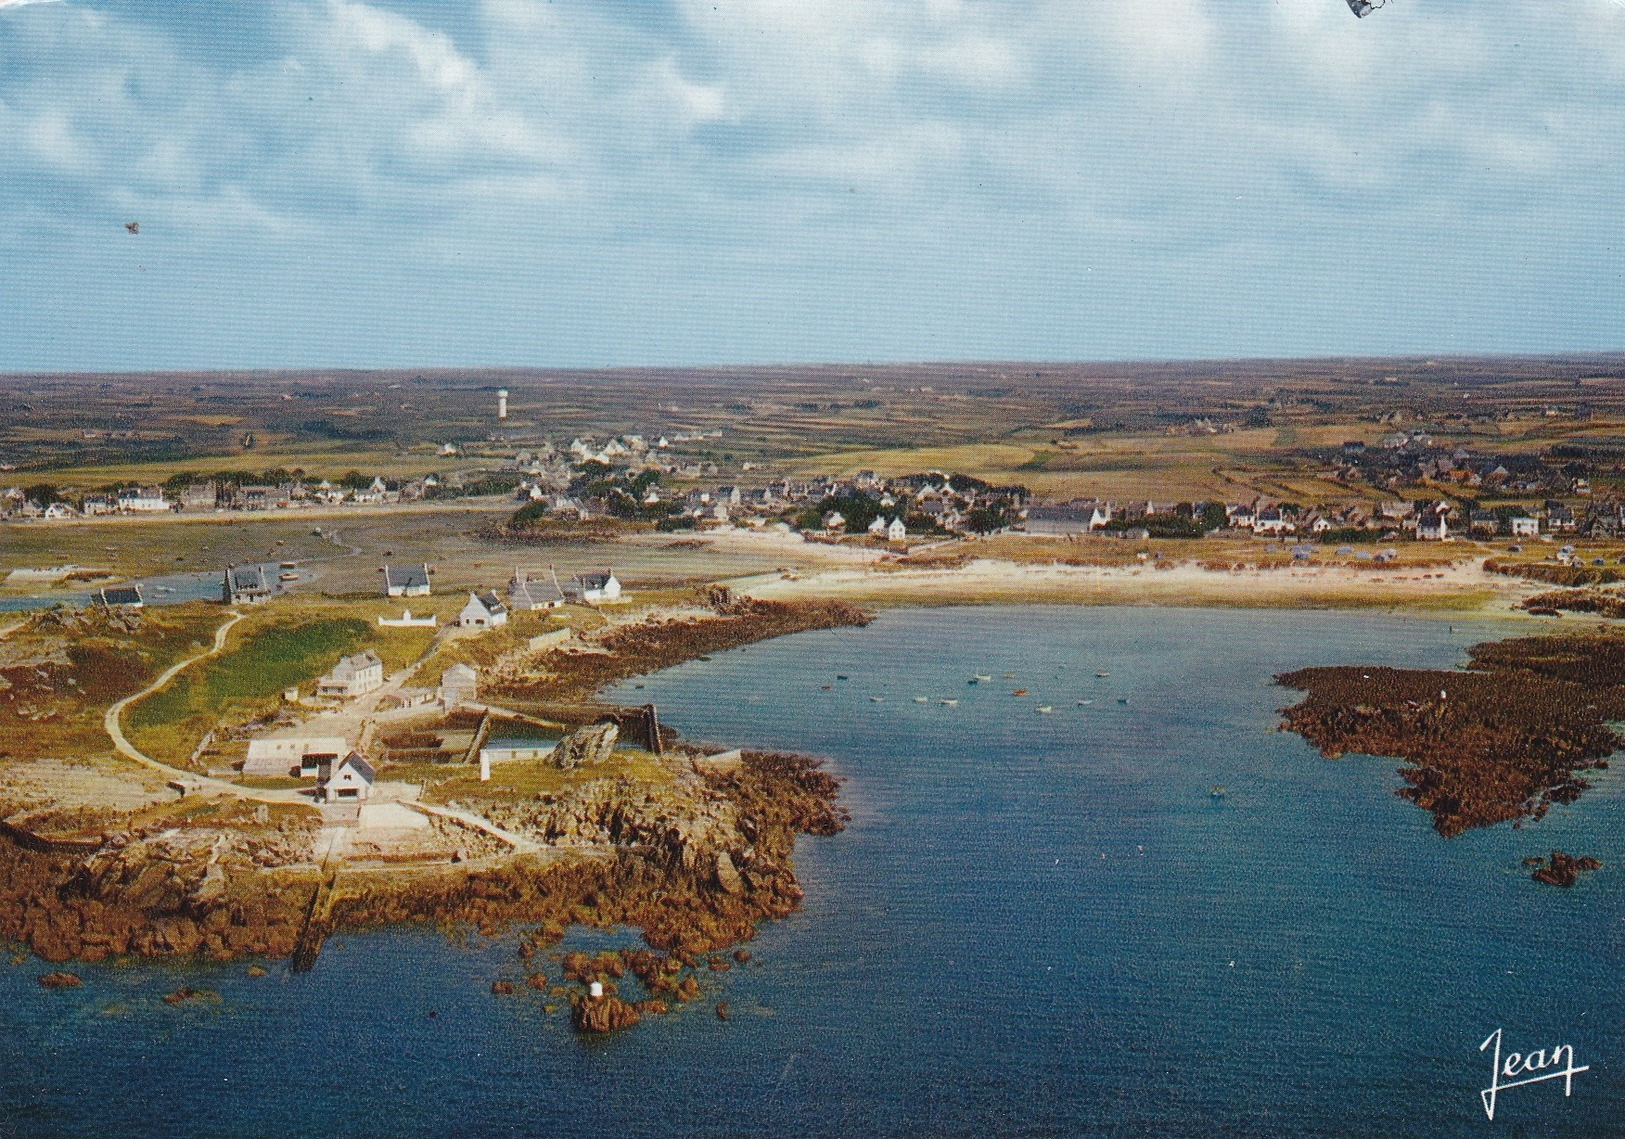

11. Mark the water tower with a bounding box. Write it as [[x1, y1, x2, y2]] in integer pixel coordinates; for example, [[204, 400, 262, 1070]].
[[497, 389, 509, 420]]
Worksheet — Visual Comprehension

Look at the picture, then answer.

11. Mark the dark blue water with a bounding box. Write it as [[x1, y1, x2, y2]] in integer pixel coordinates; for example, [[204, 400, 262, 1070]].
[[3, 607, 1621, 1138]]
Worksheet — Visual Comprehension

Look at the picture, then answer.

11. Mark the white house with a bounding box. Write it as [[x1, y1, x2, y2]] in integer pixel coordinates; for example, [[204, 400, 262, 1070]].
[[459, 591, 509, 629], [383, 563, 431, 597], [866, 516, 887, 537], [566, 570, 622, 604], [1415, 502, 1451, 541], [117, 487, 170, 513], [1510, 516, 1541, 538], [439, 662, 479, 709], [316, 650, 384, 698], [42, 502, 78, 520], [886, 517, 907, 542], [243, 736, 350, 778], [316, 751, 375, 803]]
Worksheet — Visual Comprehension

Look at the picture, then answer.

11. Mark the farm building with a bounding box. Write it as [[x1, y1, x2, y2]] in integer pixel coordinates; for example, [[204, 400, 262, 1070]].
[[508, 569, 566, 611], [243, 736, 350, 778], [439, 662, 478, 709], [98, 585, 143, 609], [565, 570, 622, 604], [383, 563, 432, 598], [223, 564, 275, 605]]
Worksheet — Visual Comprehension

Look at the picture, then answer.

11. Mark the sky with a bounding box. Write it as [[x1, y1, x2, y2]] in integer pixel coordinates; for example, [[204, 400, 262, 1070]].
[[1, 0, 1624, 371]]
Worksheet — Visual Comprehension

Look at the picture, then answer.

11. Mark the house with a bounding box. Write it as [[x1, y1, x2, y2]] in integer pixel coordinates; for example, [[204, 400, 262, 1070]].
[[98, 584, 144, 614], [117, 487, 170, 513], [41, 502, 77, 520], [383, 563, 432, 597], [223, 564, 275, 605], [459, 591, 509, 629], [178, 482, 219, 511], [508, 569, 566, 611], [439, 662, 478, 709], [1252, 506, 1295, 536], [1469, 510, 1497, 536], [1025, 503, 1110, 536], [98, 584, 143, 609], [1510, 516, 1540, 538], [243, 735, 350, 778], [1415, 502, 1451, 541], [316, 751, 375, 803], [565, 570, 622, 604], [316, 650, 384, 698], [887, 517, 907, 542], [1544, 502, 1577, 534], [866, 516, 887, 537]]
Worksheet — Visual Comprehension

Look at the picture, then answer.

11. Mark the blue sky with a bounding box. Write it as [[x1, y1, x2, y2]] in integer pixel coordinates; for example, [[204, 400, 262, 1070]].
[[1, 0, 1624, 370]]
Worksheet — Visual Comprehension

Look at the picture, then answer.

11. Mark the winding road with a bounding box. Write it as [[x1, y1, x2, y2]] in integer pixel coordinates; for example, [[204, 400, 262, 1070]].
[[101, 610, 307, 804]]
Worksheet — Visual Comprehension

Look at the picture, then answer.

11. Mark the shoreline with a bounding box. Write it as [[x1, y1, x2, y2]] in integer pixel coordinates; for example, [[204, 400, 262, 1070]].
[[732, 555, 1548, 616]]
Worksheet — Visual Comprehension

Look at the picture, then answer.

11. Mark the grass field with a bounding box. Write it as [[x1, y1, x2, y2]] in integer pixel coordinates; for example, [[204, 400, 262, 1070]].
[[125, 612, 386, 764]]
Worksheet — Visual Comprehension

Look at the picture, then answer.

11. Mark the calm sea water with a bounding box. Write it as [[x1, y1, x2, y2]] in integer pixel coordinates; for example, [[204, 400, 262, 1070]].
[[2, 606, 1621, 1138]]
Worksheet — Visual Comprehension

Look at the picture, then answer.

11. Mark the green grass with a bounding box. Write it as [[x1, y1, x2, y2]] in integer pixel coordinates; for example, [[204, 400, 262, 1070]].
[[126, 617, 373, 763]]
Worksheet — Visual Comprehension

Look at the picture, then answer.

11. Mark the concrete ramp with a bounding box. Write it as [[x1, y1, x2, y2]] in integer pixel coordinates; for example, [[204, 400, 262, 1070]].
[[358, 801, 430, 830]]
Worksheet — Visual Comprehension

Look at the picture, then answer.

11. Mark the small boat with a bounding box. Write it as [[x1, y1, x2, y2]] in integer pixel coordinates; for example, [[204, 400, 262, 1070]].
[[940, 699, 958, 707], [836, 674, 849, 681], [1095, 670, 1110, 678], [973, 674, 992, 682], [1117, 697, 1129, 705], [697, 656, 712, 662], [278, 571, 298, 582], [1210, 786, 1227, 799], [1077, 699, 1092, 706], [279, 561, 297, 569], [871, 696, 885, 703], [1003, 673, 1017, 679], [821, 685, 832, 691], [913, 696, 929, 704], [1012, 689, 1028, 696], [153, 585, 175, 593], [1036, 705, 1053, 714]]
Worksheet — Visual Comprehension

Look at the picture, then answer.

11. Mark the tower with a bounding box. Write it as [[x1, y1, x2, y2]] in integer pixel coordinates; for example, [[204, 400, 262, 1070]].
[[497, 389, 509, 420]]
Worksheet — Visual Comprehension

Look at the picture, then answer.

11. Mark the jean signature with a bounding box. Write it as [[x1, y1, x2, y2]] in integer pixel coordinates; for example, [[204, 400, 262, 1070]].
[[1479, 1028, 1589, 1121]]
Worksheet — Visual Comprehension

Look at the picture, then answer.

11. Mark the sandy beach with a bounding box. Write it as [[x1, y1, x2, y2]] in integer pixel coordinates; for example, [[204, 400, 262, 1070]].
[[737, 554, 1547, 614]]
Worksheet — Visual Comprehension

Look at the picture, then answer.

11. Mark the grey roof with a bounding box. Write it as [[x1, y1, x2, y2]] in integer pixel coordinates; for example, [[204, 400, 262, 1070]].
[[476, 591, 506, 613], [384, 563, 430, 590], [99, 585, 143, 607], [225, 564, 271, 593]]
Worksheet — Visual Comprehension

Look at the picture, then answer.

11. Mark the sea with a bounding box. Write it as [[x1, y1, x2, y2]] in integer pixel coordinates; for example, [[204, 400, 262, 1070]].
[[2, 606, 1621, 1138]]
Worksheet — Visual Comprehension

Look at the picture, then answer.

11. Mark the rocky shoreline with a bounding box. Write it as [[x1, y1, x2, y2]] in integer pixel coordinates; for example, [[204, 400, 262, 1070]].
[[3, 750, 843, 1033]]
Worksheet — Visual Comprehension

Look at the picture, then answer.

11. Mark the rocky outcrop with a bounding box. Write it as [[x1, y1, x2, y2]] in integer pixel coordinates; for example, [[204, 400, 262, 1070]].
[[1527, 850, 1602, 887], [572, 993, 642, 1033], [552, 722, 618, 770]]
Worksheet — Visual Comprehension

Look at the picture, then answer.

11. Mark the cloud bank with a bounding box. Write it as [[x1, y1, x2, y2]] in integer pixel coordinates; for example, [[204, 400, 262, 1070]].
[[1, 0, 1624, 369]]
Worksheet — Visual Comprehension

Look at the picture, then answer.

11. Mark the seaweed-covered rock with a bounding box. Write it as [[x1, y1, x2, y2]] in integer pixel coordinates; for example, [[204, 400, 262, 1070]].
[[572, 993, 641, 1034]]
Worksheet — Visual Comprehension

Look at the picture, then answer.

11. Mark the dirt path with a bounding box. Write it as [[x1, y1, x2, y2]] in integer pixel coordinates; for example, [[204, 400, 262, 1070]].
[[100, 611, 306, 804]]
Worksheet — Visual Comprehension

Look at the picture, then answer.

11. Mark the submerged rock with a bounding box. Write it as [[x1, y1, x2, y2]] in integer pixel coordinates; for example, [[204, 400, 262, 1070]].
[[1529, 850, 1602, 887], [36, 971, 81, 989]]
